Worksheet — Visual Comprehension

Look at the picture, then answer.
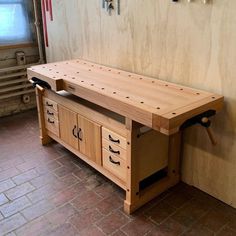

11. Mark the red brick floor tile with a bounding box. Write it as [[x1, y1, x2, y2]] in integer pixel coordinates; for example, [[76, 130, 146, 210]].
[[60, 173, 80, 186], [27, 179, 71, 203], [182, 223, 214, 236], [146, 218, 187, 236], [96, 194, 123, 215], [4, 231, 17, 236], [0, 179, 16, 193], [163, 190, 193, 209], [0, 196, 31, 217], [46, 203, 77, 226], [35, 161, 62, 175], [0, 212, 3, 221], [72, 166, 94, 180], [12, 169, 39, 185], [49, 185, 83, 207], [82, 174, 104, 191], [94, 182, 116, 198], [21, 199, 55, 221], [16, 159, 40, 172], [0, 167, 20, 182], [15, 216, 54, 236], [71, 190, 103, 211], [79, 225, 106, 236], [171, 198, 210, 227], [217, 227, 236, 236], [1, 110, 236, 236], [197, 208, 231, 233], [47, 223, 79, 236], [228, 215, 236, 231], [0, 213, 27, 235], [112, 230, 127, 236], [96, 211, 129, 235], [0, 193, 9, 206], [30, 173, 59, 188], [145, 201, 176, 224], [69, 209, 102, 231], [5, 182, 35, 200], [0, 158, 25, 171], [121, 215, 155, 236], [53, 166, 76, 178]]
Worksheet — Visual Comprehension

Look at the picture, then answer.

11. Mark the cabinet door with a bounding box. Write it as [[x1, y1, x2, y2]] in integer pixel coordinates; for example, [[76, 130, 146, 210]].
[[58, 106, 78, 150], [78, 115, 102, 165]]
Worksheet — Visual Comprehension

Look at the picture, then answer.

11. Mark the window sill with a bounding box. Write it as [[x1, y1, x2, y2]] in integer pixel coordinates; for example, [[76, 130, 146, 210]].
[[0, 42, 38, 50]]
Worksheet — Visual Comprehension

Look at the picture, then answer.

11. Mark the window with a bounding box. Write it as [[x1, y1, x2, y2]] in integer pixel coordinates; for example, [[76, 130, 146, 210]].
[[0, 0, 32, 46]]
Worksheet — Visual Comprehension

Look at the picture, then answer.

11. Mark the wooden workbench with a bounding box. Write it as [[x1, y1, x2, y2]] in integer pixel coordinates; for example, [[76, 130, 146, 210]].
[[28, 59, 223, 214]]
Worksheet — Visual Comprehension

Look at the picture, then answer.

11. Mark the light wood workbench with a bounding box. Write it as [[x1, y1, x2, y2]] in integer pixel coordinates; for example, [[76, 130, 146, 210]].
[[28, 59, 223, 214]]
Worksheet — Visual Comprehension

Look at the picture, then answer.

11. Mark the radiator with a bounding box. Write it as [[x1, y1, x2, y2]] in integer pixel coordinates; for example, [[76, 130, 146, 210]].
[[0, 67, 35, 100]]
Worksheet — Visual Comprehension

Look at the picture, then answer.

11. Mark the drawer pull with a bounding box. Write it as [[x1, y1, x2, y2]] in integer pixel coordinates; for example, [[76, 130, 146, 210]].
[[109, 156, 120, 165], [109, 145, 120, 155], [72, 125, 77, 138], [47, 110, 54, 116], [109, 135, 120, 144], [47, 118, 54, 124], [46, 101, 53, 107], [78, 128, 83, 141]]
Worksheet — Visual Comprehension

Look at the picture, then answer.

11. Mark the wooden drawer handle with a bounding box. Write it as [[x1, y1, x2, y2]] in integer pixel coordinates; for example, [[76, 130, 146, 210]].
[[109, 156, 120, 165], [46, 101, 53, 107], [108, 135, 120, 144], [109, 145, 120, 155], [47, 110, 54, 116], [72, 125, 77, 138], [78, 128, 83, 141], [47, 118, 54, 124]]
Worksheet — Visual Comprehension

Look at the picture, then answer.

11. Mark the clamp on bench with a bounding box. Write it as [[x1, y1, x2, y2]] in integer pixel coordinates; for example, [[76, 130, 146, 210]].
[[29, 77, 51, 92], [180, 110, 217, 145]]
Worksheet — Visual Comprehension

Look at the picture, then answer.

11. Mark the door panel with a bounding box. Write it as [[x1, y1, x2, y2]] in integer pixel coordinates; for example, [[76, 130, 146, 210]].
[[78, 115, 102, 165], [58, 106, 78, 150]]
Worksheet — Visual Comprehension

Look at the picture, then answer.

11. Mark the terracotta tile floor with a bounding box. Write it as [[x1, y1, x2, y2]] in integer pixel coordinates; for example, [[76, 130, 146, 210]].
[[0, 110, 235, 236]]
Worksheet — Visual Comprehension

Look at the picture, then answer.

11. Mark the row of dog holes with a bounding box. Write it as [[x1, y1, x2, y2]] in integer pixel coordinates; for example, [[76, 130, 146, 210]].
[[38, 65, 208, 99], [42, 63, 202, 96], [40, 64, 195, 94], [33, 68, 203, 98]]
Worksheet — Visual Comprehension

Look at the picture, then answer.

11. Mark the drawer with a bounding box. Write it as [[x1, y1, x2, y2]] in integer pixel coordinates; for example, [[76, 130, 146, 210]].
[[102, 138, 126, 160], [43, 97, 58, 112], [44, 107, 59, 121], [45, 115, 59, 136], [102, 127, 127, 150], [102, 149, 126, 182]]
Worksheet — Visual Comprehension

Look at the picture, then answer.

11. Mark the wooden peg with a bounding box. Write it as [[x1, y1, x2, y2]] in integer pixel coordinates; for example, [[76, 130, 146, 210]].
[[29, 79, 45, 92], [201, 117, 217, 145], [36, 84, 45, 92]]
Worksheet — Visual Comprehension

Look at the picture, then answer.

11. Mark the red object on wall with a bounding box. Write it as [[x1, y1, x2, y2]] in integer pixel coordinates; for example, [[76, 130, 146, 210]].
[[49, 0, 53, 21], [41, 0, 49, 47]]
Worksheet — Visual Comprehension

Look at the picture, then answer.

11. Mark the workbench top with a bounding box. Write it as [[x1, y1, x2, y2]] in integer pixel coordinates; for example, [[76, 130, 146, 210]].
[[28, 59, 223, 134]]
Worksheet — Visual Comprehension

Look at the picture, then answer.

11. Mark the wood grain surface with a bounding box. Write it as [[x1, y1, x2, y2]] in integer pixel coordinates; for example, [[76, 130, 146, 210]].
[[39, 0, 235, 208]]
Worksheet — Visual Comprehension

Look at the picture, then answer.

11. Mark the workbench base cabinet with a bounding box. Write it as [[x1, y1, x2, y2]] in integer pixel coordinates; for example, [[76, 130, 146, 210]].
[[36, 88, 181, 214]]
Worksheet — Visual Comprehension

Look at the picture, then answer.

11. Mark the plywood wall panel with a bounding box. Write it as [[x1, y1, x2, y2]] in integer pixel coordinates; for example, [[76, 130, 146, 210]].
[[44, 0, 236, 208]]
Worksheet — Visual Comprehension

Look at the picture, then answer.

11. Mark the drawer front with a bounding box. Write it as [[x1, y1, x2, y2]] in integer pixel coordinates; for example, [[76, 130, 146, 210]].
[[102, 138, 126, 161], [102, 149, 126, 182], [43, 97, 58, 112], [102, 127, 127, 150], [44, 107, 59, 121], [45, 115, 59, 136]]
